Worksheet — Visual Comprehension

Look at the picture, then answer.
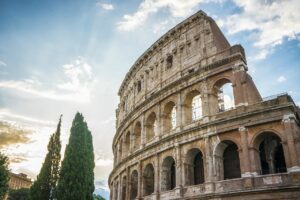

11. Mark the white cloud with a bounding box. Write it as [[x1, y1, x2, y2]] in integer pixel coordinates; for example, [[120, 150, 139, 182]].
[[0, 57, 96, 103], [117, 0, 209, 31], [97, 3, 114, 10], [222, 0, 300, 59], [277, 75, 286, 83], [0, 60, 7, 67], [96, 158, 113, 166]]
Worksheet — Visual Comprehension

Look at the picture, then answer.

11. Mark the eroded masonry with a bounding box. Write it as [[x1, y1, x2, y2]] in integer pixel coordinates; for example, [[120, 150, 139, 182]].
[[109, 11, 300, 200]]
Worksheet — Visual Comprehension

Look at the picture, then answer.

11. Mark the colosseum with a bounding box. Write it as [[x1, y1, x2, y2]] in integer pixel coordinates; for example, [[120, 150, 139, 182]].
[[109, 11, 300, 200]]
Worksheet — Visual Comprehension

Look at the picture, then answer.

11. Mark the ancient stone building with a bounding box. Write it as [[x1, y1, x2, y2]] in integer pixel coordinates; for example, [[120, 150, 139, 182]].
[[109, 11, 300, 200], [9, 172, 32, 190]]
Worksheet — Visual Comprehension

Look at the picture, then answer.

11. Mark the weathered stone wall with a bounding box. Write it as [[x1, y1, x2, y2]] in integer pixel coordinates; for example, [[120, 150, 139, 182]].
[[109, 11, 300, 200]]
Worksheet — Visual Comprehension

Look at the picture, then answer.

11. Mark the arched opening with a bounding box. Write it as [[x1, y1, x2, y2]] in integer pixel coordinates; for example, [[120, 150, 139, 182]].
[[213, 79, 234, 112], [146, 112, 158, 142], [184, 90, 202, 123], [185, 148, 204, 186], [255, 132, 287, 175], [223, 142, 241, 179], [214, 141, 241, 180], [133, 122, 141, 151], [143, 164, 155, 196], [161, 156, 176, 191], [121, 176, 127, 200], [123, 131, 130, 157], [163, 102, 177, 132], [130, 171, 138, 200]]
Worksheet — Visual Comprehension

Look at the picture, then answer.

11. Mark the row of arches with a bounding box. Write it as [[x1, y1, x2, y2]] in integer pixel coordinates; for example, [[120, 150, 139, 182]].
[[112, 132, 287, 200], [116, 80, 235, 162]]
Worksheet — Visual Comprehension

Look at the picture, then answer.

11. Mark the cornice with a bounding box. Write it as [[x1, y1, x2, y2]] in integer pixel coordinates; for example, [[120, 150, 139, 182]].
[[118, 10, 208, 96]]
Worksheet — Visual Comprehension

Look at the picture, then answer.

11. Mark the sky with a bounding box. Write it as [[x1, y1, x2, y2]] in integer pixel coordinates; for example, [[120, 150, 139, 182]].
[[0, 0, 300, 196]]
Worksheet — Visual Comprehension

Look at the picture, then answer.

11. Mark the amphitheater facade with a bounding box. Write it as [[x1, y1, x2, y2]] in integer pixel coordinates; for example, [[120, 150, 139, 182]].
[[109, 11, 300, 200]]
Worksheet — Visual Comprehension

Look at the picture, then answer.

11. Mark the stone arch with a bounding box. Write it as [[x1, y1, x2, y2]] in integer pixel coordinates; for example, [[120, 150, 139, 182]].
[[185, 148, 205, 186], [214, 140, 241, 180], [145, 112, 158, 142], [184, 90, 203, 124], [162, 101, 177, 132], [121, 176, 127, 200], [130, 170, 138, 200], [123, 131, 130, 157], [212, 77, 235, 112], [253, 131, 287, 175], [161, 156, 176, 191], [133, 122, 142, 151], [143, 163, 155, 196]]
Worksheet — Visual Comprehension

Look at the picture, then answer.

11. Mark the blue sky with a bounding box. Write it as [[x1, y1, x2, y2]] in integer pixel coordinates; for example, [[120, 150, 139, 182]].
[[0, 0, 300, 195]]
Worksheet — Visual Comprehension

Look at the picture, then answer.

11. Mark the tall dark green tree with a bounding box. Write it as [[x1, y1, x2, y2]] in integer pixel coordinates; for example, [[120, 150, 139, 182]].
[[56, 112, 95, 200], [0, 151, 10, 199], [29, 116, 62, 200]]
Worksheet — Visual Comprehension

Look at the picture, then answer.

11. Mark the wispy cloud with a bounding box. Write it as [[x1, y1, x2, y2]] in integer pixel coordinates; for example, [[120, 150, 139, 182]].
[[0, 121, 32, 148], [0, 57, 96, 103], [117, 0, 209, 31], [0, 60, 7, 67], [97, 2, 114, 10], [0, 109, 56, 127], [221, 0, 300, 59], [277, 75, 287, 83]]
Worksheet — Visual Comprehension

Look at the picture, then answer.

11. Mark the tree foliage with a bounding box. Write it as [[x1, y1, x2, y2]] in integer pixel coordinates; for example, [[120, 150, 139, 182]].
[[93, 194, 105, 200], [56, 112, 95, 200], [29, 116, 62, 200], [0, 152, 10, 199], [8, 188, 29, 200]]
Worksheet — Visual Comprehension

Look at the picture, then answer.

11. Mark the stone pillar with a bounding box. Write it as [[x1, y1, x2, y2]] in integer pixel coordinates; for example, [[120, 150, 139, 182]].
[[239, 126, 252, 177], [155, 154, 160, 199], [141, 114, 146, 148], [126, 167, 130, 200], [282, 114, 300, 172], [204, 136, 215, 193], [157, 103, 162, 139], [177, 92, 183, 129], [232, 61, 248, 106], [248, 147, 260, 176], [174, 144, 183, 198], [137, 161, 143, 199], [118, 175, 122, 200]]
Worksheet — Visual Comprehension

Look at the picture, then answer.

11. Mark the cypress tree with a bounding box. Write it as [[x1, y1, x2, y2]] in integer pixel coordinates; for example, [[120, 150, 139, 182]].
[[0, 152, 10, 199], [29, 116, 62, 200], [56, 112, 95, 200]]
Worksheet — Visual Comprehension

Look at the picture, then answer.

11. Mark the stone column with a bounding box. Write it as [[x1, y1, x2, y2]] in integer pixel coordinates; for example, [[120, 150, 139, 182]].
[[177, 92, 183, 129], [204, 136, 214, 193], [155, 154, 160, 199], [141, 114, 146, 148], [282, 114, 300, 172], [174, 144, 183, 198], [232, 61, 248, 107], [118, 175, 122, 200], [157, 103, 162, 139], [239, 126, 252, 177], [137, 161, 143, 199], [126, 167, 130, 200]]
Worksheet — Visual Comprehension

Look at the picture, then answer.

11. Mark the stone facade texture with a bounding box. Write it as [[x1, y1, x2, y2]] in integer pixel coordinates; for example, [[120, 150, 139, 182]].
[[109, 11, 300, 200]]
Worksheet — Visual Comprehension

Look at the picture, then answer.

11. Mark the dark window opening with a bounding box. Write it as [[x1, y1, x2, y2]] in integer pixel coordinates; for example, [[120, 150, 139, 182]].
[[223, 143, 241, 179], [194, 152, 205, 184], [166, 55, 173, 70]]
